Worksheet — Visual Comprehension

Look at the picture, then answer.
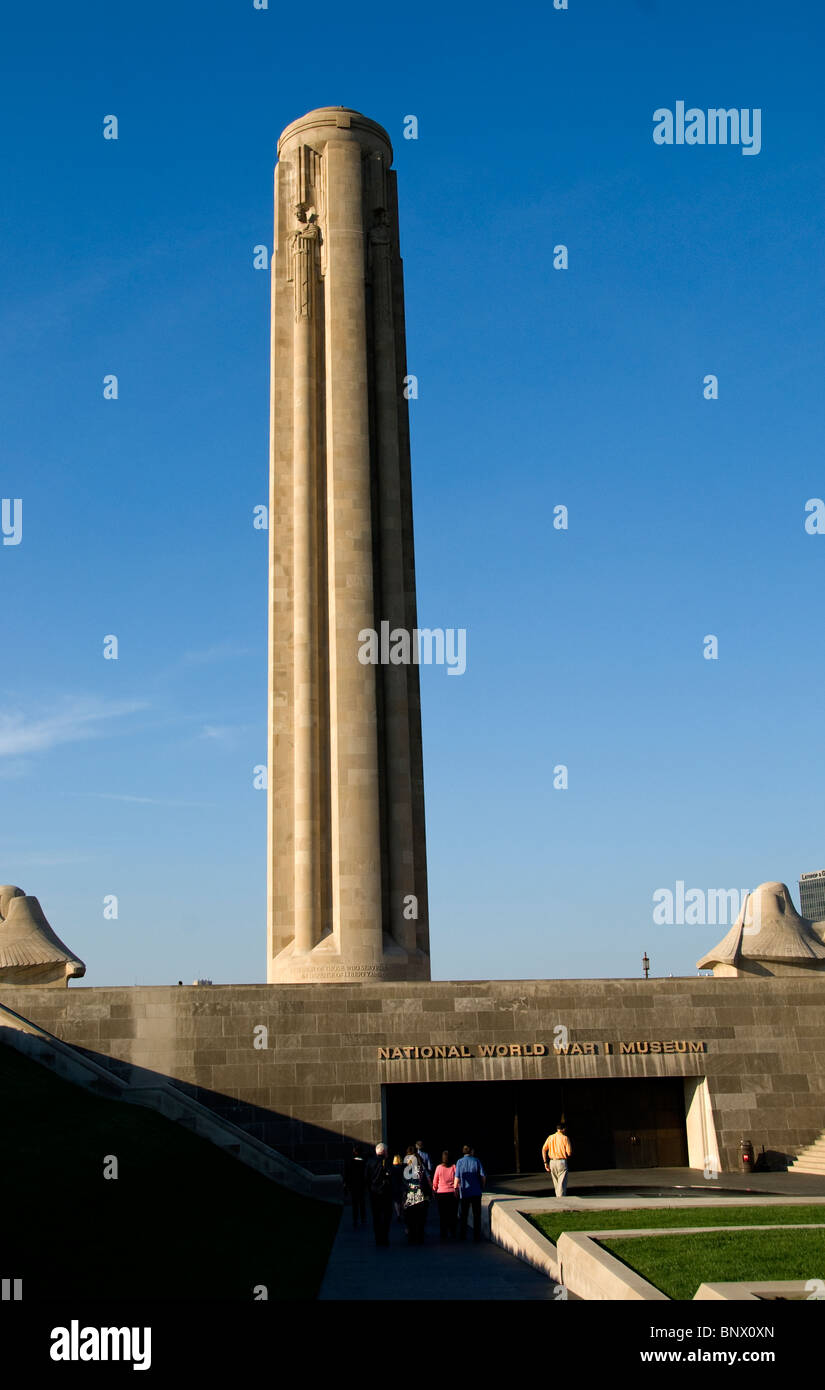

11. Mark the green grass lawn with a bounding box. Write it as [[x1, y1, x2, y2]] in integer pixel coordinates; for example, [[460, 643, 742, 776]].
[[600, 1228, 825, 1301], [529, 1204, 825, 1245], [0, 1041, 340, 1300]]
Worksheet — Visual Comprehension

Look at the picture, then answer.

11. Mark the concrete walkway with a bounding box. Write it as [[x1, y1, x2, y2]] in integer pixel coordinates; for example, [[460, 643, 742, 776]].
[[319, 1168, 825, 1300], [493, 1165, 825, 1199], [319, 1203, 559, 1300]]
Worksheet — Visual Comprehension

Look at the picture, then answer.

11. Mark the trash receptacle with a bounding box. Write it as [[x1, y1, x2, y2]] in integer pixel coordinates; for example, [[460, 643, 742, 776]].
[[739, 1138, 754, 1171]]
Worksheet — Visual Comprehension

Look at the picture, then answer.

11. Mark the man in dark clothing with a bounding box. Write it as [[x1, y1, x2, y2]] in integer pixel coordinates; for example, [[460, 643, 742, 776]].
[[454, 1145, 486, 1242], [365, 1143, 393, 1246], [343, 1143, 367, 1228]]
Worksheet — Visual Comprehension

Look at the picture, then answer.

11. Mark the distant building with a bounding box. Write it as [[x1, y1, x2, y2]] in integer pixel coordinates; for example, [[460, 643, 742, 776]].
[[799, 870, 825, 922]]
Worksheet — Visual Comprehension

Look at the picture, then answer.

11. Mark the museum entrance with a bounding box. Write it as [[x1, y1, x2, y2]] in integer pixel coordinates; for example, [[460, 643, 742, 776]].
[[384, 1077, 689, 1175]]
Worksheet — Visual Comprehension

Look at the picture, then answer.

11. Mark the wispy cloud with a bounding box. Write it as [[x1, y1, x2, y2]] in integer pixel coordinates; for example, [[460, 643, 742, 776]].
[[181, 643, 251, 668], [78, 792, 217, 808], [0, 759, 28, 780], [0, 230, 225, 355], [0, 697, 147, 758], [8, 851, 94, 867], [198, 723, 250, 746]]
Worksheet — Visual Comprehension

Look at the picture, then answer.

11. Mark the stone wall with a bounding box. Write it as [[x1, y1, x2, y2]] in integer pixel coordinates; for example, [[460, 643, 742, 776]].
[[1, 976, 823, 1173]]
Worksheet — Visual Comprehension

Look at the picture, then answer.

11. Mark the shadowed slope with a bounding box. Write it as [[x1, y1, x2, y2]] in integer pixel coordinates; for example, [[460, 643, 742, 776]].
[[0, 1042, 339, 1300]]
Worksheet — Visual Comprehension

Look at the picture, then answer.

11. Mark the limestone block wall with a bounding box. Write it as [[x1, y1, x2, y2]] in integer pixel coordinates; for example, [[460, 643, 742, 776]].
[[1, 977, 823, 1174]]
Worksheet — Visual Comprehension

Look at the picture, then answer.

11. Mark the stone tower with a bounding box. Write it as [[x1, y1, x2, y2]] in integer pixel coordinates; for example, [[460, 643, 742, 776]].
[[267, 107, 430, 983]]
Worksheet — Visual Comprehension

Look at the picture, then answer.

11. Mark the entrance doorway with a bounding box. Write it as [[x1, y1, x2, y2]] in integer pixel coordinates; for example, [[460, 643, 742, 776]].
[[383, 1077, 689, 1174]]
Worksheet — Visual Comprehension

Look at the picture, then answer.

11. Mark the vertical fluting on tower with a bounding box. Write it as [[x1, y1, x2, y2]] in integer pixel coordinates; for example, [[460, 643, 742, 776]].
[[323, 134, 385, 967], [267, 108, 429, 983], [291, 206, 321, 954]]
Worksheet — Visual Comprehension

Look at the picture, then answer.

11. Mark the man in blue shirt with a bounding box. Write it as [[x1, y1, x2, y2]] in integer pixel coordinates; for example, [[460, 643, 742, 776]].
[[415, 1139, 433, 1180], [453, 1145, 486, 1242]]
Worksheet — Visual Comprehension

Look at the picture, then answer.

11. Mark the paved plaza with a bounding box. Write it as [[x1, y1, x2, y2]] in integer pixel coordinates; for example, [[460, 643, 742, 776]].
[[319, 1200, 559, 1301]]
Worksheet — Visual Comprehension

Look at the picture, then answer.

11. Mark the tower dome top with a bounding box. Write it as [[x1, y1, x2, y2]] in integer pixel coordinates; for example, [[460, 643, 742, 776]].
[[277, 107, 392, 161]]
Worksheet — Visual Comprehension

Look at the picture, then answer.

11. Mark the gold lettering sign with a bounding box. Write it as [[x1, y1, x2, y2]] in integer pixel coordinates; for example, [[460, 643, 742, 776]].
[[376, 1040, 706, 1060]]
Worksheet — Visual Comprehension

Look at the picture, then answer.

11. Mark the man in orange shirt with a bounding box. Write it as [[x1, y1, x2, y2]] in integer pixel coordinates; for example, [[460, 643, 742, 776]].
[[542, 1122, 572, 1197]]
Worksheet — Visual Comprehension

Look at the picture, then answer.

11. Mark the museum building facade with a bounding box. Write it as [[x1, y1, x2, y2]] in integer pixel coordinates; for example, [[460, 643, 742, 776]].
[[2, 972, 823, 1177]]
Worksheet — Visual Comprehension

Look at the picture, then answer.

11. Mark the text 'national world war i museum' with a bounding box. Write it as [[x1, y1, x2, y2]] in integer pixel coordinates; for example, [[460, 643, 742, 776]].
[[2, 108, 825, 1183]]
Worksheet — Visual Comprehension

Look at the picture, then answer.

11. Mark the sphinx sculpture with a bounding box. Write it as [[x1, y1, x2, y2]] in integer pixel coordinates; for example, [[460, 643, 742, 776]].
[[697, 880, 825, 978], [0, 885, 86, 986]]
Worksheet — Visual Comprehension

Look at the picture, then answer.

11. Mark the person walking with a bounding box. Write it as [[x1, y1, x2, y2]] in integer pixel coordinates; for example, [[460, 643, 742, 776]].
[[401, 1144, 430, 1244], [343, 1143, 367, 1228], [391, 1153, 404, 1221], [365, 1143, 394, 1246], [415, 1138, 434, 1182], [431, 1149, 458, 1239], [454, 1145, 486, 1242], [542, 1122, 572, 1197]]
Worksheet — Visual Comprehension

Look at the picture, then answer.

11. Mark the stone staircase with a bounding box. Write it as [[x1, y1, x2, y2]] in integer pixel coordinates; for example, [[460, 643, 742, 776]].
[[789, 1131, 825, 1176], [0, 999, 340, 1202]]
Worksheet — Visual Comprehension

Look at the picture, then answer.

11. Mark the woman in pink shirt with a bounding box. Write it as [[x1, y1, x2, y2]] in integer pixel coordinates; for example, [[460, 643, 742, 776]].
[[431, 1150, 458, 1240]]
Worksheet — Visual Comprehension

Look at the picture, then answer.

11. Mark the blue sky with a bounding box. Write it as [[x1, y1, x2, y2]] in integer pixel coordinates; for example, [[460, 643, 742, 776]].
[[1, 1, 823, 985]]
